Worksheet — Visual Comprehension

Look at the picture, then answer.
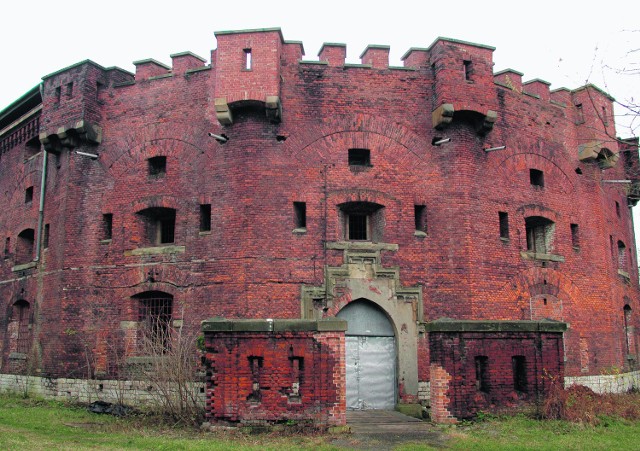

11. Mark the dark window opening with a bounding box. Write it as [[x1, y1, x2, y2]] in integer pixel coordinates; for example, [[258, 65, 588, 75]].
[[54, 86, 61, 104], [616, 201, 621, 217], [243, 48, 252, 70], [148, 156, 167, 177], [475, 356, 489, 393], [294, 202, 307, 229], [200, 204, 211, 232], [463, 60, 473, 80], [349, 214, 368, 240], [570, 223, 579, 248], [512, 355, 528, 393], [530, 169, 544, 187], [340, 201, 384, 242], [25, 186, 33, 204], [16, 228, 35, 264], [13, 300, 31, 354], [414, 205, 427, 234], [525, 216, 554, 254], [43, 224, 49, 249], [624, 305, 633, 355], [102, 213, 113, 240], [135, 291, 173, 353], [618, 240, 627, 271], [499, 211, 509, 239], [66, 82, 73, 97], [137, 207, 176, 245], [4, 237, 10, 258], [602, 106, 608, 126], [348, 148, 371, 167], [575, 103, 584, 124]]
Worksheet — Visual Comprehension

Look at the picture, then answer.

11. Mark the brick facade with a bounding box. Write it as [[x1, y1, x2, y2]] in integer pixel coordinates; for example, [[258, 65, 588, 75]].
[[201, 319, 347, 426], [0, 27, 638, 423]]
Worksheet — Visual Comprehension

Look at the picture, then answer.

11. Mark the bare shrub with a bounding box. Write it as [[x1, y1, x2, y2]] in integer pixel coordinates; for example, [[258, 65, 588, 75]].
[[543, 381, 640, 424], [134, 314, 205, 426]]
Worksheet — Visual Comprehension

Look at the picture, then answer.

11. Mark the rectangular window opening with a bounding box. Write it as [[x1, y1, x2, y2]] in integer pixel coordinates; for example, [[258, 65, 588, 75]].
[[530, 169, 544, 187], [463, 60, 473, 81], [602, 106, 608, 126], [244, 48, 252, 70], [55, 86, 61, 104], [25, 186, 33, 204], [4, 237, 9, 258], [200, 204, 212, 232], [148, 156, 167, 177], [575, 103, 584, 124], [414, 205, 427, 234], [294, 202, 307, 229], [43, 224, 49, 249], [102, 213, 113, 240], [570, 223, 579, 248], [615, 201, 621, 217], [499, 211, 509, 239], [348, 214, 369, 240], [66, 82, 73, 97], [348, 148, 371, 167], [475, 356, 489, 393], [512, 356, 528, 393]]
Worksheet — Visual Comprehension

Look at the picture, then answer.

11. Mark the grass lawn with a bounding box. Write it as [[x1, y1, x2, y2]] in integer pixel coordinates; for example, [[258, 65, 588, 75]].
[[2, 394, 640, 450]]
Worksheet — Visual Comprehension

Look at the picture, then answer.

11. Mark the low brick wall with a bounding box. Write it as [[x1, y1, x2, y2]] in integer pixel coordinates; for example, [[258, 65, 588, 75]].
[[202, 318, 347, 427], [426, 319, 567, 423]]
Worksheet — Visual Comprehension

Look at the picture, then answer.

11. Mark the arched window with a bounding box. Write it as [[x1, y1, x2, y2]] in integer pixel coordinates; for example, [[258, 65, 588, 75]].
[[16, 228, 35, 264], [525, 216, 554, 254], [133, 291, 173, 352], [12, 300, 31, 354]]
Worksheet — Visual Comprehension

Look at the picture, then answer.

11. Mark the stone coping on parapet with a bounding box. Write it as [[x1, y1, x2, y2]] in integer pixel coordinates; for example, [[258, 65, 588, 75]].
[[424, 318, 568, 333], [202, 318, 348, 333]]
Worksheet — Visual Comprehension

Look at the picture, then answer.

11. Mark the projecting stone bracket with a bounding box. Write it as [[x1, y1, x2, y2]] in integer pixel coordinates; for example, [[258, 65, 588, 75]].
[[432, 103, 497, 135], [39, 120, 102, 153], [214, 95, 282, 125], [578, 140, 619, 170]]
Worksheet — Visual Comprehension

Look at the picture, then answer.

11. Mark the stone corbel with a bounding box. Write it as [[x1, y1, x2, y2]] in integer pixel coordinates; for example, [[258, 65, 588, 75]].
[[477, 110, 497, 135], [215, 97, 233, 125], [265, 96, 282, 123], [39, 120, 102, 153], [432, 103, 454, 130]]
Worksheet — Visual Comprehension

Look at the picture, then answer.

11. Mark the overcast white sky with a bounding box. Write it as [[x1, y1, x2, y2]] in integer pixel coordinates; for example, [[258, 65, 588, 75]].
[[2, 0, 639, 241]]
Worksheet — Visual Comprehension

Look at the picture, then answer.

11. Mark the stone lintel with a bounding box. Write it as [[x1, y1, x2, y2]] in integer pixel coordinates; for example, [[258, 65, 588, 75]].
[[425, 318, 568, 333], [326, 241, 399, 252], [125, 245, 186, 256], [520, 251, 565, 262], [201, 318, 348, 333]]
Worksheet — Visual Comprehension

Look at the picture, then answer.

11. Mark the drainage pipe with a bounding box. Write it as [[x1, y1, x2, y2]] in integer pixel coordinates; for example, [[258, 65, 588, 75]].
[[34, 150, 48, 262]]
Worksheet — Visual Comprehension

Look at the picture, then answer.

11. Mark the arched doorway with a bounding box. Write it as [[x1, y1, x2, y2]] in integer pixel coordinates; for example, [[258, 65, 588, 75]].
[[337, 299, 396, 409]]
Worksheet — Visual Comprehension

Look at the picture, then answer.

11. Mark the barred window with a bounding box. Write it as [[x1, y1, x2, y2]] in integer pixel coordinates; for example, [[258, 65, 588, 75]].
[[134, 291, 173, 352], [13, 300, 31, 354]]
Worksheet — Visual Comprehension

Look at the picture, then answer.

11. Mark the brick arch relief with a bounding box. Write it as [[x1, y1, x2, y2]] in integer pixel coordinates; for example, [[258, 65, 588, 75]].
[[488, 151, 575, 195], [101, 121, 208, 180], [487, 267, 583, 322], [270, 114, 437, 173]]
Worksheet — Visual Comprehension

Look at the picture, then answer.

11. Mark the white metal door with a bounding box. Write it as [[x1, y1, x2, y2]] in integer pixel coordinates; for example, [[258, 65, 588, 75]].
[[345, 335, 396, 410]]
